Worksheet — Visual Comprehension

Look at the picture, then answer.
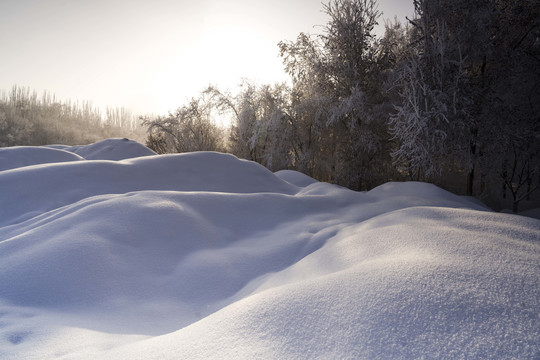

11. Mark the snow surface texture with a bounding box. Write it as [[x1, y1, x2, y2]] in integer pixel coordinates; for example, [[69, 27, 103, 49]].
[[0, 140, 539, 359]]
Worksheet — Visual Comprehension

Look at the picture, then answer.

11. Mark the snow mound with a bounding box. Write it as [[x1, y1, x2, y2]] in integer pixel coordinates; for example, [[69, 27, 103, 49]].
[[0, 146, 84, 171], [0, 140, 538, 359], [0, 151, 297, 226], [65, 138, 156, 160], [43, 144, 71, 150], [102, 208, 540, 360], [369, 181, 490, 210], [274, 169, 318, 187]]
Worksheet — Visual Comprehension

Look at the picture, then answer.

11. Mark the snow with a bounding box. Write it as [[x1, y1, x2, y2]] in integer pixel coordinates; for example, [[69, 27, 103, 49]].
[[0, 138, 154, 173], [0, 146, 84, 171], [0, 139, 539, 359], [274, 169, 318, 187], [63, 138, 156, 160]]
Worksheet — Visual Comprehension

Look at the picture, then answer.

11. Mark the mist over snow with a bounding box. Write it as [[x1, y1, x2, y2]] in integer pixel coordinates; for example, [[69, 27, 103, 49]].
[[0, 139, 539, 359]]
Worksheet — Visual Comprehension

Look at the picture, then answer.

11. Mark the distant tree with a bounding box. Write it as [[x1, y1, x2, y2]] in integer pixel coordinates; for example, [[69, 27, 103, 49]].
[[0, 85, 145, 147]]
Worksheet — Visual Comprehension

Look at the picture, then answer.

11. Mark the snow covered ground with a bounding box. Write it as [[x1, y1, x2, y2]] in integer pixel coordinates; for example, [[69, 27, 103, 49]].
[[0, 139, 539, 359]]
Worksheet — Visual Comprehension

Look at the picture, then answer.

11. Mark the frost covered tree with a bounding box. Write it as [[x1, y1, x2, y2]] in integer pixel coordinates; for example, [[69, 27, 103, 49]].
[[206, 83, 262, 163], [484, 0, 540, 210], [322, 0, 389, 188], [278, 32, 335, 180], [389, 10, 469, 181], [390, 0, 540, 204], [136, 0, 538, 210], [142, 93, 224, 154], [206, 83, 296, 171], [279, 0, 396, 189]]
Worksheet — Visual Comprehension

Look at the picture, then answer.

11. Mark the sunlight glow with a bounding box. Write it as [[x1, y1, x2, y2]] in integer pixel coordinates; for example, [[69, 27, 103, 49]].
[[144, 25, 286, 115], [0, 0, 412, 116]]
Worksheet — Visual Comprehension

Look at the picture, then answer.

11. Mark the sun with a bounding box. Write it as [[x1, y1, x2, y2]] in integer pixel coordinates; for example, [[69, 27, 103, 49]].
[[143, 25, 287, 116]]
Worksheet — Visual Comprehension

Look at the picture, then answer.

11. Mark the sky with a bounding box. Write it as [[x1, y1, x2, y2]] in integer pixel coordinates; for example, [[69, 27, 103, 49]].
[[0, 0, 414, 115]]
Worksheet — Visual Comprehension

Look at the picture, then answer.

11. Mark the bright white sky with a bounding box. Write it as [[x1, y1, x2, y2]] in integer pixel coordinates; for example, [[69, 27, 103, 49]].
[[0, 0, 413, 115]]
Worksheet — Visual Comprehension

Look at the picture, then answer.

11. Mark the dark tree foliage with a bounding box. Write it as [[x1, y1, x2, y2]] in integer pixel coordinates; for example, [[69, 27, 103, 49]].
[[391, 0, 540, 210], [277, 0, 398, 189]]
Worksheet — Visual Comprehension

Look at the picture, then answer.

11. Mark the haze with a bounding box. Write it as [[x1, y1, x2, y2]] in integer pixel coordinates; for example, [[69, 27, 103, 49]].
[[0, 0, 412, 115]]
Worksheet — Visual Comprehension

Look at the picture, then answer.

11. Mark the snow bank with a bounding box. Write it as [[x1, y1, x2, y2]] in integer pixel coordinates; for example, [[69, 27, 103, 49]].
[[0, 138, 155, 172], [64, 138, 156, 160], [0, 151, 297, 226], [0, 140, 538, 359], [274, 169, 318, 187], [104, 208, 540, 359], [0, 146, 83, 171]]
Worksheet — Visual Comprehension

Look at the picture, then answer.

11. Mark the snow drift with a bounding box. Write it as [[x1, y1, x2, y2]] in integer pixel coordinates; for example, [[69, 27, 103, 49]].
[[62, 138, 156, 160], [0, 138, 154, 173], [0, 139, 538, 359], [0, 146, 84, 171]]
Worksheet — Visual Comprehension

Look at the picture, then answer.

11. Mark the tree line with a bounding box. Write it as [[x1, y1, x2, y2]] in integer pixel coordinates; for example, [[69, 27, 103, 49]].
[[2, 0, 537, 212], [0, 85, 145, 147], [143, 0, 539, 212]]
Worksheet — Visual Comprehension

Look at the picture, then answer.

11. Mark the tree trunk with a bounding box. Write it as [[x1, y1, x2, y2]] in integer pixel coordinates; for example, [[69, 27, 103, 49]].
[[467, 131, 478, 196], [466, 165, 475, 196], [512, 200, 519, 214]]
